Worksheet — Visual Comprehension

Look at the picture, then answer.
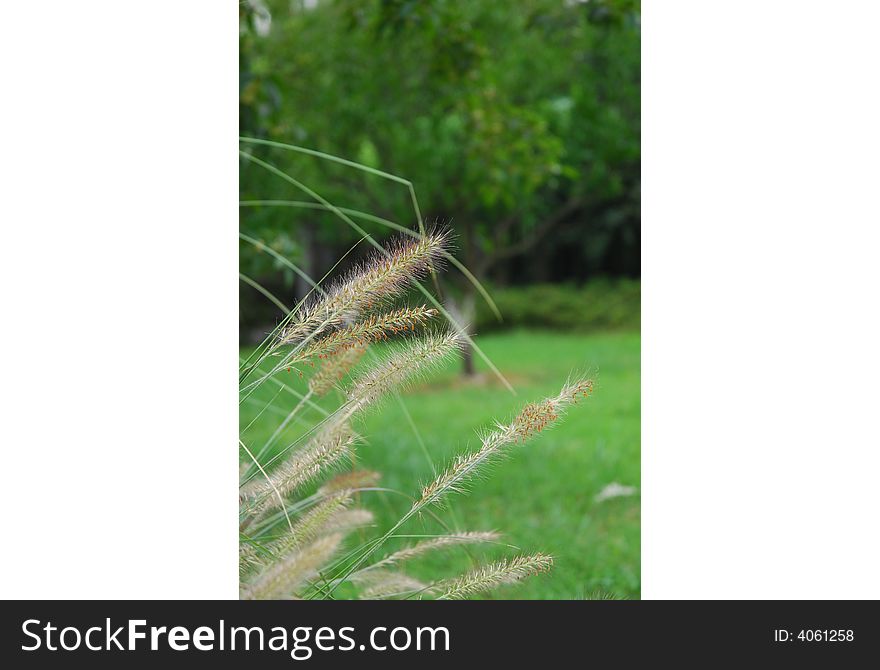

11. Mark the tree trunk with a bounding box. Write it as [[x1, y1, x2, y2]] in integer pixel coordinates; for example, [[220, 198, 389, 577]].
[[461, 338, 475, 376], [456, 220, 480, 377], [446, 290, 477, 377], [295, 220, 317, 304]]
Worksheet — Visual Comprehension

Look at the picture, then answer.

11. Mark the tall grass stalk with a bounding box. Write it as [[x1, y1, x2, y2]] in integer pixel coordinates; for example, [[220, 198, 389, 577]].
[[239, 144, 596, 599]]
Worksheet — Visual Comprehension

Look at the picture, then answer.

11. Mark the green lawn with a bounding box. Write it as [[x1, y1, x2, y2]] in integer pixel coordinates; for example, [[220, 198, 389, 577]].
[[241, 329, 640, 599]]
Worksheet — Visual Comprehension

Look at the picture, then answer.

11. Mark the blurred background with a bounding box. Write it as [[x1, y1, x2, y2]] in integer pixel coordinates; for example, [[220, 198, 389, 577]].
[[240, 0, 640, 598]]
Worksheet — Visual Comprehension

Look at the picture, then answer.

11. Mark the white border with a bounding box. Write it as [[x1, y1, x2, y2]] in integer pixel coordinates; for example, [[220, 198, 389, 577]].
[[2, 1, 879, 601], [643, 1, 880, 598], [0, 2, 238, 598]]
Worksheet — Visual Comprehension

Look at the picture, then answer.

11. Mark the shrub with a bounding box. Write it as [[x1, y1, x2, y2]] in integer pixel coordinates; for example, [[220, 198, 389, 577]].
[[474, 279, 640, 333]]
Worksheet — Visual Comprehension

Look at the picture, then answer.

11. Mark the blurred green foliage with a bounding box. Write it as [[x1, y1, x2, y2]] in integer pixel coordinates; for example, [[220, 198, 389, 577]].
[[474, 279, 640, 333], [241, 329, 641, 598], [240, 0, 640, 295]]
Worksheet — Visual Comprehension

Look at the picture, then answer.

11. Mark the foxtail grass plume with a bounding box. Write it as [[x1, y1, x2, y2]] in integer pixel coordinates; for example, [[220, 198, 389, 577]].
[[281, 232, 448, 345], [239, 540, 266, 578], [247, 422, 356, 515], [318, 469, 381, 495], [270, 490, 353, 557], [308, 344, 368, 397], [321, 508, 375, 534], [368, 531, 501, 570], [241, 502, 372, 579], [354, 571, 429, 600], [300, 306, 438, 364], [434, 553, 554, 600], [241, 215, 600, 600], [242, 533, 342, 600], [347, 330, 463, 408], [416, 378, 594, 510]]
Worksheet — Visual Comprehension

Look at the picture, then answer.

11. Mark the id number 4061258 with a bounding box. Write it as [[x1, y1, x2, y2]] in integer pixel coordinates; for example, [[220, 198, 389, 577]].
[[774, 629, 854, 642]]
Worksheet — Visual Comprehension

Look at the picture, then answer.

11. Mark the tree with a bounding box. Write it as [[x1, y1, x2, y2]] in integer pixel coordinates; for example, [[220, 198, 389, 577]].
[[240, 0, 640, 372]]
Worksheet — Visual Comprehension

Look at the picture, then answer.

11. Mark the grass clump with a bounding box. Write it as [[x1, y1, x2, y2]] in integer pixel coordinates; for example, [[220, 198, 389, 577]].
[[240, 231, 598, 599]]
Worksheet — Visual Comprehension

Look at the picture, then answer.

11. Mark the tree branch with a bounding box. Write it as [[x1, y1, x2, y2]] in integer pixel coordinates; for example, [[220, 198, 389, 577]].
[[478, 197, 583, 274]]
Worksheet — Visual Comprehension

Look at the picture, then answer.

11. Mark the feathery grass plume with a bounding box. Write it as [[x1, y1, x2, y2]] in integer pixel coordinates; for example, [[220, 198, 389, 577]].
[[241, 507, 373, 579], [238, 457, 266, 505], [434, 553, 554, 600], [238, 473, 264, 506], [581, 589, 622, 600], [347, 330, 463, 408], [351, 570, 429, 600], [246, 422, 356, 515], [239, 148, 604, 600], [280, 232, 448, 345], [299, 306, 438, 363], [266, 490, 353, 558], [242, 533, 342, 600], [318, 469, 381, 495], [368, 531, 501, 570], [308, 344, 368, 397], [416, 378, 594, 510], [321, 508, 375, 534], [239, 541, 264, 578]]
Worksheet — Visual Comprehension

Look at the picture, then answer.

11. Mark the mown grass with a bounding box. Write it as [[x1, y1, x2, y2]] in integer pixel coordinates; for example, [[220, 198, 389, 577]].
[[240, 329, 639, 599]]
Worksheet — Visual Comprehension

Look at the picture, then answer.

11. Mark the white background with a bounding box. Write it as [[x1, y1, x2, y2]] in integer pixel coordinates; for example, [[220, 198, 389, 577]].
[[1, 2, 878, 599], [0, 3, 239, 599], [642, 1, 880, 598]]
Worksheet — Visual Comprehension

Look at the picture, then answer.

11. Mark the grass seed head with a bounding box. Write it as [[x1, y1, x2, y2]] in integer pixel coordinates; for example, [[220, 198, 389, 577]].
[[308, 343, 368, 396], [434, 553, 554, 600], [247, 422, 356, 514], [371, 531, 501, 570], [242, 533, 343, 600], [281, 232, 448, 345], [347, 329, 463, 409], [416, 376, 595, 510], [301, 306, 438, 365], [352, 570, 429, 600], [318, 469, 381, 495]]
